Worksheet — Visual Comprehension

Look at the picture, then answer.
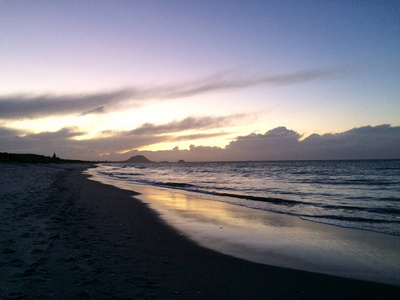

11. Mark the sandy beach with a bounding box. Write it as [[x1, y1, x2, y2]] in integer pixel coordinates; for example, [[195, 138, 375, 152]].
[[1, 163, 400, 299]]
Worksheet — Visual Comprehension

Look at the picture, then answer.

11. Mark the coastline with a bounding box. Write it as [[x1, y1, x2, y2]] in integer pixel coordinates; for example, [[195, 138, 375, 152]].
[[130, 184, 400, 286], [86, 166, 400, 286], [1, 164, 400, 299]]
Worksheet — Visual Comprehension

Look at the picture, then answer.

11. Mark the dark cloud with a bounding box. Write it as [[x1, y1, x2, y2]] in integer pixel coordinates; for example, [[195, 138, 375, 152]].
[[300, 124, 400, 160], [0, 68, 338, 120], [80, 106, 106, 116], [0, 126, 167, 160], [0, 89, 134, 119], [0, 126, 23, 137], [2, 121, 398, 161], [128, 114, 252, 135], [157, 68, 338, 99], [30, 127, 85, 140], [0, 112, 247, 159], [0, 127, 84, 158], [235, 126, 302, 140], [225, 127, 303, 160], [224, 125, 400, 161], [122, 125, 400, 162]]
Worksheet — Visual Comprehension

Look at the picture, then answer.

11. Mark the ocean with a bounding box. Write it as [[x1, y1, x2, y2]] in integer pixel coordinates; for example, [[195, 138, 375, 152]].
[[88, 159, 400, 236]]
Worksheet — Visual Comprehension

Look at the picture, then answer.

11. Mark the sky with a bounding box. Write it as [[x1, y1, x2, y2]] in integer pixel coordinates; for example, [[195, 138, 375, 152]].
[[0, 1, 399, 161]]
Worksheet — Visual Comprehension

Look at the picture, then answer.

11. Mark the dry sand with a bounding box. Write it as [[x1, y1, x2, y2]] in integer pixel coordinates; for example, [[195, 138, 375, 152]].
[[1, 163, 400, 299]]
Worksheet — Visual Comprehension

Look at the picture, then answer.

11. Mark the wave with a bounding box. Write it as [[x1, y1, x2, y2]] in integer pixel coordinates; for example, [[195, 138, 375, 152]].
[[102, 170, 400, 217], [210, 191, 301, 206], [303, 214, 398, 224], [160, 182, 195, 188], [297, 179, 397, 186], [93, 160, 400, 236]]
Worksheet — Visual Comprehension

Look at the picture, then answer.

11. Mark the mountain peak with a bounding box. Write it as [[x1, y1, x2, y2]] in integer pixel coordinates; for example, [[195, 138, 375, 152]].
[[123, 155, 153, 163]]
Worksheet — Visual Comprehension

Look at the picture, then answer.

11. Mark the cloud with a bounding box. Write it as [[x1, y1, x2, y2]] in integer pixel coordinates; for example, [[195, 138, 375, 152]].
[[225, 125, 400, 161], [156, 68, 338, 99], [30, 127, 86, 140], [0, 126, 168, 160], [0, 127, 84, 157], [0, 89, 134, 120], [128, 114, 253, 135], [173, 132, 230, 142], [80, 106, 106, 116], [0, 126, 23, 137], [0, 68, 339, 120], [0, 112, 249, 159], [78, 134, 168, 156], [225, 127, 304, 160], [124, 125, 400, 162], [300, 124, 400, 159], [65, 124, 397, 162], [2, 114, 397, 161], [234, 126, 302, 140]]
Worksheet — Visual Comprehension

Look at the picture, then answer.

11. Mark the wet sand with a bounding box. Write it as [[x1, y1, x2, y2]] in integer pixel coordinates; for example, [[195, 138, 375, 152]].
[[1, 164, 400, 299], [113, 184, 400, 286]]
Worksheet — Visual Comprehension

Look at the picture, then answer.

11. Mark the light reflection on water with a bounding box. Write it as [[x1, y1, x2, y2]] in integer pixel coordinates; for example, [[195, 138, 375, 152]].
[[92, 160, 400, 235], [86, 167, 400, 286]]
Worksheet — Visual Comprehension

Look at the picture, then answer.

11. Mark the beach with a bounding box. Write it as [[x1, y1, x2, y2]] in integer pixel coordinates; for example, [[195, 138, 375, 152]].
[[1, 163, 400, 299]]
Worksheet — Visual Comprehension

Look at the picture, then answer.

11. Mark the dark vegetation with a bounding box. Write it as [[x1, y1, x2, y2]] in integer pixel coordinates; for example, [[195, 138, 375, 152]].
[[0, 152, 87, 163]]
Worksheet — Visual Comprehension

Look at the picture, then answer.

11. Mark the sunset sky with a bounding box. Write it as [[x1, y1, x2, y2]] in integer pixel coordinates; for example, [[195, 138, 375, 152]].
[[1, 1, 399, 161]]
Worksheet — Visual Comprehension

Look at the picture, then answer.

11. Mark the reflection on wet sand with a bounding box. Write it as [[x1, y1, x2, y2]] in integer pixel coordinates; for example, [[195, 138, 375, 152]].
[[134, 185, 400, 286], [85, 173, 400, 286]]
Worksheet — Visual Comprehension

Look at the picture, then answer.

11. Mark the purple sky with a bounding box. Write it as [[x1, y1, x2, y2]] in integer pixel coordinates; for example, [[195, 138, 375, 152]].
[[1, 1, 399, 160]]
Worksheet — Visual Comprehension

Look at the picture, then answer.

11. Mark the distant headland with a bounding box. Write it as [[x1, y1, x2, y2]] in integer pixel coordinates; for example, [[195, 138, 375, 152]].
[[122, 155, 186, 164], [122, 155, 153, 163], [0, 152, 185, 164]]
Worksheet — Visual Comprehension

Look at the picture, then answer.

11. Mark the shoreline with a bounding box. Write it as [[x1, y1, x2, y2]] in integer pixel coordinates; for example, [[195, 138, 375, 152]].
[[1, 163, 400, 299], [86, 167, 400, 286]]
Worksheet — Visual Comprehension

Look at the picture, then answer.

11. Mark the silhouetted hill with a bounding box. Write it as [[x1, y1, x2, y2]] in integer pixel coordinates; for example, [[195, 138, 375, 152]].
[[123, 155, 153, 163]]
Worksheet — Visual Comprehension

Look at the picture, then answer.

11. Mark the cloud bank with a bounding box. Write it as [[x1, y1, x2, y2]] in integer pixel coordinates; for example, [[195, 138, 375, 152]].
[[224, 125, 400, 161], [1, 123, 399, 161], [128, 114, 251, 135], [0, 89, 134, 119], [0, 68, 337, 120], [124, 125, 399, 162]]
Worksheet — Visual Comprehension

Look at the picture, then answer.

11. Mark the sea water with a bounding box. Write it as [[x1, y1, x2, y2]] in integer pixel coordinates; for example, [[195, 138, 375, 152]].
[[89, 159, 400, 236]]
